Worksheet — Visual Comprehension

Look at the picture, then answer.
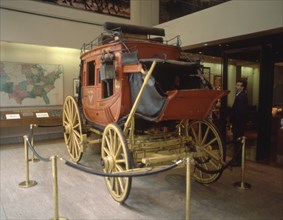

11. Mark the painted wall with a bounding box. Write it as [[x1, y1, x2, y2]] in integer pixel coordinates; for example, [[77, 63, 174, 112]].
[[0, 0, 159, 49], [157, 0, 283, 48]]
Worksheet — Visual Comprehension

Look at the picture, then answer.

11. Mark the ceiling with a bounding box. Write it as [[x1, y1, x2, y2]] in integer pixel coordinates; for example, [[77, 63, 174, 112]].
[[182, 28, 283, 64]]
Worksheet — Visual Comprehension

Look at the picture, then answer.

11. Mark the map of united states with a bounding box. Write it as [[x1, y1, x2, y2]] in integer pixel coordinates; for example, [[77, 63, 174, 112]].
[[0, 62, 63, 106]]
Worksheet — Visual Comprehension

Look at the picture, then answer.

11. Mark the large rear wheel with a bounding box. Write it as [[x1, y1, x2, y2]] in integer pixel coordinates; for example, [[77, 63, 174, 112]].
[[188, 120, 224, 184], [63, 96, 84, 163], [101, 123, 132, 203]]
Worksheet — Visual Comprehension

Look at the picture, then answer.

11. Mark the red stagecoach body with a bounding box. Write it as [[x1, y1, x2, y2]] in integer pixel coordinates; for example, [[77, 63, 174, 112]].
[[79, 22, 227, 128], [63, 23, 230, 202]]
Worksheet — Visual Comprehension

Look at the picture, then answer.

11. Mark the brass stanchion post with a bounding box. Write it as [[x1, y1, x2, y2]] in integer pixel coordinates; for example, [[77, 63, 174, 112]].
[[19, 135, 37, 188], [233, 136, 252, 189], [185, 157, 191, 220], [50, 156, 67, 220], [29, 124, 39, 163]]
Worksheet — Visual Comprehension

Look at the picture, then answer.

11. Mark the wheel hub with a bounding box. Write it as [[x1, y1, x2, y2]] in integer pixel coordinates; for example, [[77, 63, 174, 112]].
[[103, 155, 115, 171], [64, 124, 72, 134]]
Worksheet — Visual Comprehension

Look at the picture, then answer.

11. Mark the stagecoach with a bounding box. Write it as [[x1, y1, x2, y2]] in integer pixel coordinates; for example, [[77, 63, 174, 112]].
[[63, 22, 228, 202]]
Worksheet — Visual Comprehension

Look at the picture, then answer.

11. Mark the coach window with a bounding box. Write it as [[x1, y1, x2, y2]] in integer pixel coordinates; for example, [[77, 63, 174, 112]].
[[102, 79, 114, 98], [87, 61, 95, 86]]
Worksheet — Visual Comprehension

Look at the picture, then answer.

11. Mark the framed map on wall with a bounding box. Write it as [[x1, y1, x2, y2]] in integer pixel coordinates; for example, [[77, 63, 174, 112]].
[[0, 61, 64, 107]]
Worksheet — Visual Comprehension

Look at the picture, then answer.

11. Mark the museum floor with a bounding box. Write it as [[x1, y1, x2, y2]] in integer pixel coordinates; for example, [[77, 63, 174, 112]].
[[1, 138, 283, 220]]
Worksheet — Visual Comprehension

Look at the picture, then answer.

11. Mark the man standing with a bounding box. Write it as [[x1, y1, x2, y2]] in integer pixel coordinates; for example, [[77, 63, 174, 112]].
[[230, 79, 248, 166]]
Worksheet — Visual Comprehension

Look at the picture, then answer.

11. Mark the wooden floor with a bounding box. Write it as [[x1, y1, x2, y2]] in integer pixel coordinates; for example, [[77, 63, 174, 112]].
[[1, 138, 283, 220]]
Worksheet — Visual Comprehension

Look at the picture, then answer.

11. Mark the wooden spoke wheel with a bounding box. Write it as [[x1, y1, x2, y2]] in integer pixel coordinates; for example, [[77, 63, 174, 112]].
[[101, 123, 132, 203], [188, 120, 224, 184], [63, 96, 84, 163]]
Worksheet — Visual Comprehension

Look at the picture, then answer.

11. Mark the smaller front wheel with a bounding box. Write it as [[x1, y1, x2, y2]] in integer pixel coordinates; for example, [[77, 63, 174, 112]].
[[101, 123, 132, 202], [63, 96, 84, 162]]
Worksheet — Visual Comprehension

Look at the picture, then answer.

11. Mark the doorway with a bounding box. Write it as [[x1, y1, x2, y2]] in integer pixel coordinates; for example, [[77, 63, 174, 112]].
[[222, 45, 274, 163]]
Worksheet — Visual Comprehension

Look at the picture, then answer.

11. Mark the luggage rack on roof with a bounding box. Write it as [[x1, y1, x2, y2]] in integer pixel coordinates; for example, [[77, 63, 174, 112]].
[[80, 22, 182, 54], [80, 32, 113, 54]]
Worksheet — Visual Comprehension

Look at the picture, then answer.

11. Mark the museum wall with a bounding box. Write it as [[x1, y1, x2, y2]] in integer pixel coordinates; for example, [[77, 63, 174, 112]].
[[0, 0, 159, 49], [156, 0, 283, 48]]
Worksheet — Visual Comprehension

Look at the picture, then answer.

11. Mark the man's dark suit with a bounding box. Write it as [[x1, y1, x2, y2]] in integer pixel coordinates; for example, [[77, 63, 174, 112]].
[[230, 91, 248, 163]]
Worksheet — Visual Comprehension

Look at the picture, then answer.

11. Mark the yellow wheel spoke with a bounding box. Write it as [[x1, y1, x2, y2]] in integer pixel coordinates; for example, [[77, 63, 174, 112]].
[[201, 157, 209, 171], [109, 177, 114, 190], [117, 177, 125, 192], [72, 109, 77, 123], [63, 96, 83, 163], [114, 178, 119, 195], [108, 131, 113, 154], [64, 112, 71, 124], [74, 137, 80, 156], [104, 136, 111, 155], [198, 122, 202, 143], [201, 126, 209, 146], [209, 159, 219, 169], [102, 146, 110, 156], [191, 128, 198, 145], [115, 143, 122, 158], [113, 132, 117, 154], [73, 130, 81, 141], [115, 163, 126, 172], [203, 137, 217, 149], [73, 121, 80, 129], [66, 134, 71, 145], [70, 135, 74, 154], [64, 103, 70, 116], [68, 103, 72, 114]]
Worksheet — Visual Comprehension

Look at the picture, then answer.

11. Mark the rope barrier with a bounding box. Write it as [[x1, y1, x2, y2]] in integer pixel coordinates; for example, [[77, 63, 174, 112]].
[[27, 123, 62, 163], [24, 127, 238, 178], [24, 135, 50, 162], [28, 124, 39, 162], [28, 123, 63, 141], [26, 123, 240, 177], [64, 159, 182, 178], [24, 130, 181, 178], [36, 124, 63, 127]]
